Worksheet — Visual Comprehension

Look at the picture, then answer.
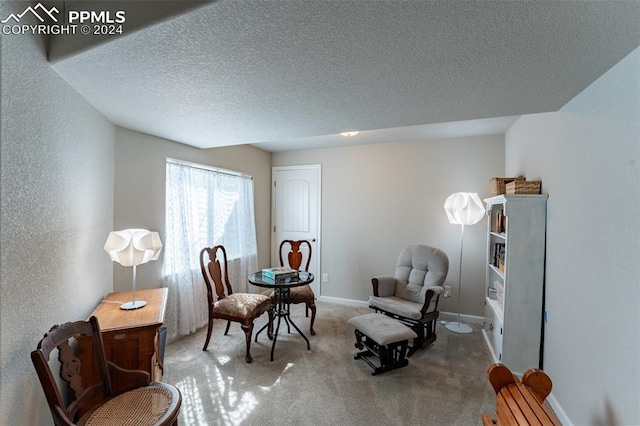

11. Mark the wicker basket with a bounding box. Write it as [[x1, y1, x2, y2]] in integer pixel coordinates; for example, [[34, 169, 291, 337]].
[[505, 180, 541, 194], [490, 176, 525, 196]]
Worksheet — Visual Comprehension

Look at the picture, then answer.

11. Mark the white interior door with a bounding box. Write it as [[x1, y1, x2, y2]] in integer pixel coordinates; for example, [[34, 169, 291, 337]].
[[272, 165, 321, 295]]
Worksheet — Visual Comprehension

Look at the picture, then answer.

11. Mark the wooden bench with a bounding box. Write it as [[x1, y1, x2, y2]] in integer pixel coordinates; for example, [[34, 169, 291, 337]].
[[482, 363, 561, 426]]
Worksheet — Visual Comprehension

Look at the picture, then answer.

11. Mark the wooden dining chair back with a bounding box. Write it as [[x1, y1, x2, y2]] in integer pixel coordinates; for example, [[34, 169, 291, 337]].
[[279, 239, 317, 335], [279, 239, 312, 272], [31, 316, 181, 426], [200, 245, 273, 363]]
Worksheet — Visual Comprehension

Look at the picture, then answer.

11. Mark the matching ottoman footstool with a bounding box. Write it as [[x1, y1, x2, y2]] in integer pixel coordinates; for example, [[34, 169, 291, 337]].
[[347, 313, 418, 375]]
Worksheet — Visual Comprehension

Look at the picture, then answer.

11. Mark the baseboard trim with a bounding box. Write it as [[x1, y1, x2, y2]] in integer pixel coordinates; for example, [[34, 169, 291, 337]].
[[438, 311, 484, 325], [317, 295, 369, 308], [316, 298, 485, 325], [547, 393, 573, 426]]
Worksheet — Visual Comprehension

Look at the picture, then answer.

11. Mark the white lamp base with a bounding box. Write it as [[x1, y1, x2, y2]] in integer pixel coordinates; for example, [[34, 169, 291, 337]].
[[445, 322, 473, 334], [120, 300, 147, 310]]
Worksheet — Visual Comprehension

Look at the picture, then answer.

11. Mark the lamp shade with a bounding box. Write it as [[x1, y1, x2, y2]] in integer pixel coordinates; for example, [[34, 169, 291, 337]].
[[444, 192, 485, 226], [104, 229, 162, 267]]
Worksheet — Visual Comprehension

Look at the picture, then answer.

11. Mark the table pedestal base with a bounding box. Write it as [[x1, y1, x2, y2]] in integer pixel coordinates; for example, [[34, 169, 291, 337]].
[[256, 287, 310, 361]]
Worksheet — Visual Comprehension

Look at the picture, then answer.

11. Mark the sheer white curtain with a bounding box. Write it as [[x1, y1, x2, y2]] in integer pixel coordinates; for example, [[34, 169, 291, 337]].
[[163, 160, 258, 342]]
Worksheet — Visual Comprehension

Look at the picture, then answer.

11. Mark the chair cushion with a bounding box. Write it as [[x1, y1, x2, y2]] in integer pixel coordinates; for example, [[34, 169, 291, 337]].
[[368, 295, 425, 320], [82, 385, 175, 425], [214, 293, 270, 319], [288, 284, 314, 304], [348, 313, 417, 345], [394, 245, 448, 303]]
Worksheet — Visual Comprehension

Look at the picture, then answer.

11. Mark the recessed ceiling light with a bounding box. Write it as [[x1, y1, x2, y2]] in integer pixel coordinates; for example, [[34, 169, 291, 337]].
[[340, 131, 359, 137]]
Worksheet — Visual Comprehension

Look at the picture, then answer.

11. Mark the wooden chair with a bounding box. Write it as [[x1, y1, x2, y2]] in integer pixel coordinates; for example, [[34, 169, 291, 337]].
[[31, 316, 181, 426], [482, 363, 560, 425], [279, 239, 317, 335], [200, 245, 273, 363]]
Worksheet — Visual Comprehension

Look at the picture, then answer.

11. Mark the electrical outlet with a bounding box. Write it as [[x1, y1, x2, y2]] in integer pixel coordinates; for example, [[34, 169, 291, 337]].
[[322, 273, 328, 283], [444, 286, 452, 298]]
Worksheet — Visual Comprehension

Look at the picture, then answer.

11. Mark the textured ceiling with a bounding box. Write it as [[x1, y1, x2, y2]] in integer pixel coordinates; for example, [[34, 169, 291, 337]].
[[49, 1, 640, 151]]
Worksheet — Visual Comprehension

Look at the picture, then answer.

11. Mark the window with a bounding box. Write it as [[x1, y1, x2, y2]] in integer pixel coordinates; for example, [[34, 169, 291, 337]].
[[163, 159, 258, 341], [164, 159, 257, 273]]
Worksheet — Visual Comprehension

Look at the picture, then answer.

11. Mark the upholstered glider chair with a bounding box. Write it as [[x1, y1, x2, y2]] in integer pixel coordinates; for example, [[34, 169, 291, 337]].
[[200, 245, 273, 363], [369, 244, 449, 356], [279, 239, 317, 335], [31, 316, 181, 426]]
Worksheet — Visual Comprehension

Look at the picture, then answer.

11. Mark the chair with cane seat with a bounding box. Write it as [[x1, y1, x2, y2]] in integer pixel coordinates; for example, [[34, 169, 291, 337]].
[[31, 316, 181, 426]]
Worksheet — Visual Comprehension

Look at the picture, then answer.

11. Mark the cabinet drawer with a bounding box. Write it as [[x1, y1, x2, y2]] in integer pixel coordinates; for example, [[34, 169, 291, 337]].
[[484, 299, 503, 362]]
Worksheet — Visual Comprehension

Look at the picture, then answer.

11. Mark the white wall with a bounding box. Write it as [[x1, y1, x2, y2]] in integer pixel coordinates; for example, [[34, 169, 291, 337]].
[[113, 127, 273, 289], [505, 47, 640, 425], [273, 136, 504, 317], [0, 9, 115, 425]]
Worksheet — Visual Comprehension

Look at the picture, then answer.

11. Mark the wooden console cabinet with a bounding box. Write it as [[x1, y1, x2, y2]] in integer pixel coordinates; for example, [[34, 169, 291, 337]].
[[79, 288, 168, 392]]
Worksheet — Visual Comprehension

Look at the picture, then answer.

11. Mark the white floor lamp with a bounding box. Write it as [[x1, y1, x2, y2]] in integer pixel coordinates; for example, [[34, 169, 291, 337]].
[[443, 192, 485, 334], [104, 229, 163, 310]]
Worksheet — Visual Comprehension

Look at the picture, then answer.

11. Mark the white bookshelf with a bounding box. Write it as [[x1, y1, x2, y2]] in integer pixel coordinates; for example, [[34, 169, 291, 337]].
[[482, 194, 548, 376]]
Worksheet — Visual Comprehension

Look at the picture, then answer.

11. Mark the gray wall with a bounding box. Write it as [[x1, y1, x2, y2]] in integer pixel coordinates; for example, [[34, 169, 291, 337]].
[[0, 11, 115, 426], [505, 47, 640, 425], [113, 127, 273, 292], [273, 136, 505, 318]]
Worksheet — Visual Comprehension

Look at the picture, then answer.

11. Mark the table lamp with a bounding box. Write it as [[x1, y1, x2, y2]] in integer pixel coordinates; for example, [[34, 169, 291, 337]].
[[104, 229, 162, 310]]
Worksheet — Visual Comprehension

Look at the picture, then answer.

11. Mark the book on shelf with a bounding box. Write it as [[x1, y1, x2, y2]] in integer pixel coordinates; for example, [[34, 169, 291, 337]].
[[492, 210, 507, 234], [493, 243, 506, 272], [262, 266, 298, 280], [492, 211, 501, 233]]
